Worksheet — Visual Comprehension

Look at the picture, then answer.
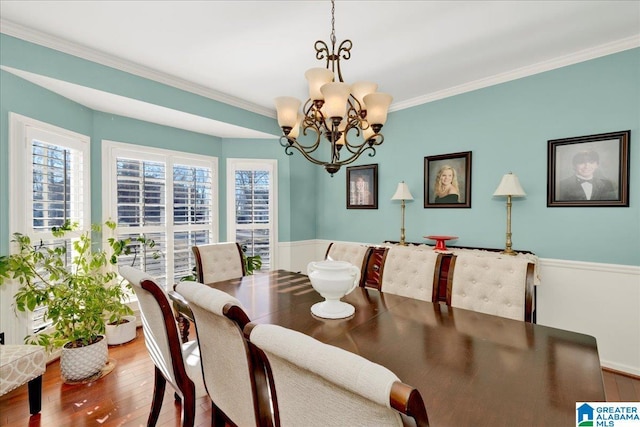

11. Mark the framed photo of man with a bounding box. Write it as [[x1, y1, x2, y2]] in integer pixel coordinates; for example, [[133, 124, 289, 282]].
[[547, 130, 630, 207], [346, 164, 378, 209], [424, 151, 472, 208]]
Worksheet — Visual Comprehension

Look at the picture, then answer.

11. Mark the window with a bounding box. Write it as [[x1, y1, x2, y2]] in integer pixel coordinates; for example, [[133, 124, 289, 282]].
[[8, 113, 91, 334], [227, 159, 277, 270], [102, 141, 217, 288]]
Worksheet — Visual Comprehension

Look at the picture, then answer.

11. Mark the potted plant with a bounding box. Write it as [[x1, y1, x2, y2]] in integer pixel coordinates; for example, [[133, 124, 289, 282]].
[[241, 244, 262, 275], [0, 220, 155, 381]]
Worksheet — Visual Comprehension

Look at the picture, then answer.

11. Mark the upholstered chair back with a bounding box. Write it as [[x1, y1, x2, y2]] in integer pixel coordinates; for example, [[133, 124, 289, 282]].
[[175, 281, 260, 427], [325, 242, 370, 285], [447, 254, 532, 321], [192, 242, 245, 284], [246, 323, 429, 427], [380, 246, 441, 302], [119, 266, 206, 427]]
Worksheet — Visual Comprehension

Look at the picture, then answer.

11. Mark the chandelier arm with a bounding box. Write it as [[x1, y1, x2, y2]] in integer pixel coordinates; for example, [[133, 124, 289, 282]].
[[282, 129, 323, 153], [280, 136, 334, 166], [334, 39, 352, 83], [314, 40, 332, 70], [333, 145, 378, 167]]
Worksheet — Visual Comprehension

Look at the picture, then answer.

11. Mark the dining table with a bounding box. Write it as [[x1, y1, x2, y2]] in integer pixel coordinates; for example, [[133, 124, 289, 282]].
[[170, 269, 605, 427]]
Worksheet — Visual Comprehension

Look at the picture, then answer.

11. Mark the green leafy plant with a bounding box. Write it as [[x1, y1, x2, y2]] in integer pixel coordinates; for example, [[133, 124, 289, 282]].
[[241, 244, 262, 275], [0, 220, 157, 350]]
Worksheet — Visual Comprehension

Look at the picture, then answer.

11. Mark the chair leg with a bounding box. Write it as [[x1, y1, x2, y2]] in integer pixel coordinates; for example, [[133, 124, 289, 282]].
[[27, 375, 43, 415], [179, 380, 196, 427], [212, 402, 226, 427], [148, 367, 166, 427]]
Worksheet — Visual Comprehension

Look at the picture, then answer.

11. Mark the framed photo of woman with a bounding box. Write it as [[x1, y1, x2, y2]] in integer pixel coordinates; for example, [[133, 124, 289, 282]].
[[346, 164, 378, 209], [424, 151, 472, 208]]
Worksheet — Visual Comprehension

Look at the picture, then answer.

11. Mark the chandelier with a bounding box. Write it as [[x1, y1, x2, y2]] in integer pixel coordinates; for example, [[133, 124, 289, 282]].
[[274, 0, 392, 175]]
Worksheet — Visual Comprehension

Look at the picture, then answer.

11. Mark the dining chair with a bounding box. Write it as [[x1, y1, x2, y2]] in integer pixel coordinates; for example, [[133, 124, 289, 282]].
[[175, 281, 265, 427], [245, 322, 430, 427], [380, 245, 443, 302], [118, 266, 206, 427], [192, 242, 246, 284], [324, 242, 370, 286], [446, 253, 535, 322]]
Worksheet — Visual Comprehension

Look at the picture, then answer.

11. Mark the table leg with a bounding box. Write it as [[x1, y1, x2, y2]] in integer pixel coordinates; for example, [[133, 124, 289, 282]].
[[175, 312, 190, 342]]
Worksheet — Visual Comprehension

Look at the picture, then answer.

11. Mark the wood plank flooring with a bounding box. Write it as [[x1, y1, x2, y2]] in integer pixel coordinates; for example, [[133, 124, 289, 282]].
[[1, 328, 638, 426]]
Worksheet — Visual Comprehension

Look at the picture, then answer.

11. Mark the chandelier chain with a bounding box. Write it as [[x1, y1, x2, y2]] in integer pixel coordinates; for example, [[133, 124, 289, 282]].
[[330, 0, 336, 46]]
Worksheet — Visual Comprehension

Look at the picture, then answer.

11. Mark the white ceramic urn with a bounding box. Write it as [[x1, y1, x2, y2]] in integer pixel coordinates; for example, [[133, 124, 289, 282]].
[[307, 260, 360, 319]]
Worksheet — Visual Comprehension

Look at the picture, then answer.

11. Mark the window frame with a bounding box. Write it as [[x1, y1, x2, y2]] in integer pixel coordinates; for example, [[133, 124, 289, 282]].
[[8, 113, 91, 338], [101, 140, 218, 287], [9, 113, 91, 240], [226, 158, 278, 270]]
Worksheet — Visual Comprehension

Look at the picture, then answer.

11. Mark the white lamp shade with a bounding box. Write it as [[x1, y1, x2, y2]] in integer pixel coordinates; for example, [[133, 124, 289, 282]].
[[364, 92, 393, 125], [288, 113, 304, 138], [351, 81, 378, 109], [493, 172, 526, 197], [320, 82, 351, 119], [305, 68, 334, 100], [362, 123, 376, 141], [392, 181, 414, 200], [274, 97, 301, 128]]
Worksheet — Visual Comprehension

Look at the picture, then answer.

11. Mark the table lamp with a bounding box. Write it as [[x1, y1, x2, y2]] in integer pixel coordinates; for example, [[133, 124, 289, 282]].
[[391, 181, 414, 245], [493, 172, 526, 255]]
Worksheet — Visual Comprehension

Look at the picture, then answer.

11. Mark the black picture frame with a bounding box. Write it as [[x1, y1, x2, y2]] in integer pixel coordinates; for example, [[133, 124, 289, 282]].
[[424, 151, 472, 208], [346, 164, 378, 209], [547, 130, 630, 207]]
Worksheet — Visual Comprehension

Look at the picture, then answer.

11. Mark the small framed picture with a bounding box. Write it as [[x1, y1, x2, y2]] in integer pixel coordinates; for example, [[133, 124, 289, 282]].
[[346, 164, 378, 209], [424, 151, 472, 208], [547, 130, 630, 207]]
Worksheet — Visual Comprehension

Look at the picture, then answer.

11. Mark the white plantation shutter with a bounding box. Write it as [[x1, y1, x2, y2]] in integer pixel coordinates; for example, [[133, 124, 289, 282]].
[[9, 114, 91, 337], [227, 159, 277, 270], [103, 141, 217, 288]]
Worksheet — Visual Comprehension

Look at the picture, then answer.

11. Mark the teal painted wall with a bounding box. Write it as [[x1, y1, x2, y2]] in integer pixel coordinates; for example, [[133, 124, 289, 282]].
[[219, 139, 318, 243], [0, 34, 294, 254], [1, 33, 638, 266], [0, 35, 276, 134], [91, 112, 223, 226], [316, 48, 640, 266], [0, 71, 94, 254]]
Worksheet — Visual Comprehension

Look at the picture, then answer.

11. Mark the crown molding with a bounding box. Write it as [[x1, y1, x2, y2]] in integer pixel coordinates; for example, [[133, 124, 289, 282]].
[[0, 18, 276, 118], [391, 35, 640, 112], [3, 18, 637, 116]]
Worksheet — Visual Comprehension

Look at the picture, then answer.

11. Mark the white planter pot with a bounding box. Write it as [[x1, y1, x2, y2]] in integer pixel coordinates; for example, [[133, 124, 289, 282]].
[[105, 315, 137, 345], [60, 335, 108, 382]]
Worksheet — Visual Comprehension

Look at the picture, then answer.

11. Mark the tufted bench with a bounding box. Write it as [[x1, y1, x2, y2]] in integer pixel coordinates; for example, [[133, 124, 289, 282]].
[[446, 253, 534, 322], [380, 245, 442, 302], [0, 344, 46, 414]]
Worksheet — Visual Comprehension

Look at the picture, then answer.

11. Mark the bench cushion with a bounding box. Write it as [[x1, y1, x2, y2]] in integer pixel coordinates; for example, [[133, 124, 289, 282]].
[[0, 345, 46, 396]]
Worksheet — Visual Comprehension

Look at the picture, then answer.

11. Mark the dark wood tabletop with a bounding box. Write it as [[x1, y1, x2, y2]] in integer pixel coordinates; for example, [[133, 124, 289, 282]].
[[171, 270, 605, 427]]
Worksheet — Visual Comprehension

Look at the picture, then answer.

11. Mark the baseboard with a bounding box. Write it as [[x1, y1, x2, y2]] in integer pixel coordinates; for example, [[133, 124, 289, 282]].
[[602, 365, 640, 380]]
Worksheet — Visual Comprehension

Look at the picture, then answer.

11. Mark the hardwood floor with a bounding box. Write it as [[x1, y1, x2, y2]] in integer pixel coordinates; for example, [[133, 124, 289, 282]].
[[1, 328, 638, 426]]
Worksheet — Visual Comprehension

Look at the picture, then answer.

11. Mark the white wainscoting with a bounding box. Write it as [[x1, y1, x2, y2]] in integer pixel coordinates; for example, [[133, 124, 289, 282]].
[[536, 258, 640, 376], [278, 239, 640, 376]]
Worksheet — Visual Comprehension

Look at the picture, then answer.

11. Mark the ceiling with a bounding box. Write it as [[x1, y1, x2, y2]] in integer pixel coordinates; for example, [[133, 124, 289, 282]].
[[1, 1, 639, 138]]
